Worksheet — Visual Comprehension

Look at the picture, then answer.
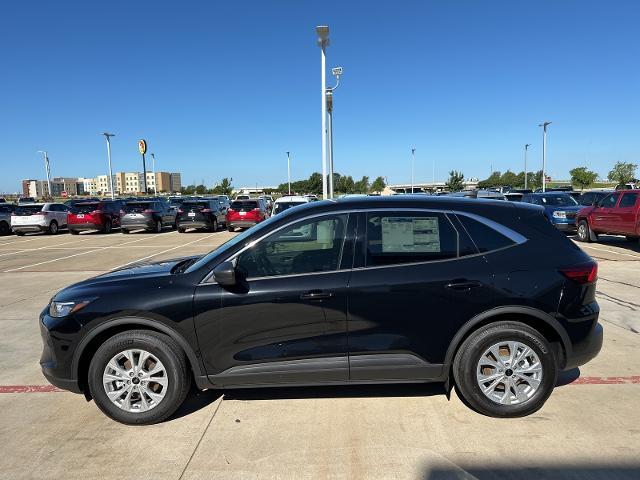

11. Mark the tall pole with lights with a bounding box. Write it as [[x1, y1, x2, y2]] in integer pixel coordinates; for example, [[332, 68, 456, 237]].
[[524, 144, 531, 189], [411, 147, 416, 193], [286, 151, 291, 195], [316, 26, 329, 199], [326, 66, 342, 199], [539, 122, 551, 192], [100, 133, 116, 200], [37, 150, 52, 199]]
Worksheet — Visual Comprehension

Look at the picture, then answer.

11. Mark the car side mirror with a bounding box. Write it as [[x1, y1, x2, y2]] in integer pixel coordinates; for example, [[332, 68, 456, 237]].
[[212, 261, 236, 286]]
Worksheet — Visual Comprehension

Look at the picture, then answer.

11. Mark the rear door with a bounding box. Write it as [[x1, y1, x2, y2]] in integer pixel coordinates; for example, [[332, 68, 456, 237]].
[[347, 209, 495, 381], [616, 192, 639, 234]]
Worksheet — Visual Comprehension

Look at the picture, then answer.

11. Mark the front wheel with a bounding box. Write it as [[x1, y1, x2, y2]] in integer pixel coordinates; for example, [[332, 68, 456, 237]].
[[453, 322, 558, 418], [0, 221, 10, 236], [577, 220, 593, 243], [88, 330, 191, 425]]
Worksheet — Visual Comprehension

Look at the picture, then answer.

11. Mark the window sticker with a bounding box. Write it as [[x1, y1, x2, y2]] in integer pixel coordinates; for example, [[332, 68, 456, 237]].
[[381, 217, 441, 252]]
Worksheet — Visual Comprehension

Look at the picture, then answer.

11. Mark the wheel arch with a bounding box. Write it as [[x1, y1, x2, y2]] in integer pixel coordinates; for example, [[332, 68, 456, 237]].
[[444, 306, 572, 374], [72, 317, 204, 396]]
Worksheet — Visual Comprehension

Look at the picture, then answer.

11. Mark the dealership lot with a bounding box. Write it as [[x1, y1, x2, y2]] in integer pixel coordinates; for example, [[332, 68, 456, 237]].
[[0, 231, 638, 479]]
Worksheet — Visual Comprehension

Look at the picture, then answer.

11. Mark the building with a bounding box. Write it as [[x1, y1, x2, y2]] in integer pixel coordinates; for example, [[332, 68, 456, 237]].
[[78, 177, 98, 195], [24, 180, 50, 199], [169, 172, 181, 193]]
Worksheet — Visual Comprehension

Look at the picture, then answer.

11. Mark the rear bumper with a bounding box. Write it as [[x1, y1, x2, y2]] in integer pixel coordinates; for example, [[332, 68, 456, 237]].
[[68, 223, 102, 231], [178, 219, 213, 229], [564, 322, 603, 370], [11, 224, 47, 232], [228, 220, 259, 228], [121, 218, 154, 230]]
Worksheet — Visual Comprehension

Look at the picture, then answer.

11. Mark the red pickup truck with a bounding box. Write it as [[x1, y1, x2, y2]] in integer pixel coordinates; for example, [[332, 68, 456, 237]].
[[576, 189, 640, 243]]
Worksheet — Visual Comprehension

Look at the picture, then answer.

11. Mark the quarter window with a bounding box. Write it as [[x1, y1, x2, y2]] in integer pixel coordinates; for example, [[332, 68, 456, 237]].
[[456, 214, 516, 253], [236, 214, 348, 278], [619, 193, 638, 208], [365, 212, 459, 266]]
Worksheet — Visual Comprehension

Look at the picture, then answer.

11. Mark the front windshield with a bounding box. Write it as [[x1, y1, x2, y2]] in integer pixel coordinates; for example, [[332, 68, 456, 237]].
[[185, 214, 281, 273], [539, 194, 579, 206]]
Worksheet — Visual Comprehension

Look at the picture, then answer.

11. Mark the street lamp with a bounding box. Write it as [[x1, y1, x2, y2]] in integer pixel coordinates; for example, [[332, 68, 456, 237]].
[[100, 132, 116, 200], [316, 25, 329, 199], [411, 147, 416, 193], [524, 144, 531, 189], [538, 122, 552, 192], [326, 66, 342, 199], [286, 151, 291, 195], [37, 150, 52, 199]]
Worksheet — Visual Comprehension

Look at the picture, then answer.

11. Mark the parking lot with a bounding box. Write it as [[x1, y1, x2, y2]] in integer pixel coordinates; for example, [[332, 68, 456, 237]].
[[0, 229, 638, 480]]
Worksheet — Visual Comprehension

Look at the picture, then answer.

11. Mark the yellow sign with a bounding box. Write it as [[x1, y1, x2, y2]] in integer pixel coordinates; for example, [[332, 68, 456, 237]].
[[138, 139, 147, 155]]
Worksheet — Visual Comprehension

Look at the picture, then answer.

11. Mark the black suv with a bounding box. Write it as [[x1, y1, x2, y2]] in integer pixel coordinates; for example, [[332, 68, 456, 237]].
[[176, 199, 227, 232], [40, 197, 602, 424]]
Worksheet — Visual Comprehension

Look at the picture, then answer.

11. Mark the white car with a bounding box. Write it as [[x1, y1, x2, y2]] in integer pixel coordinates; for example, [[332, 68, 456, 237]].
[[11, 203, 69, 235], [271, 195, 311, 215]]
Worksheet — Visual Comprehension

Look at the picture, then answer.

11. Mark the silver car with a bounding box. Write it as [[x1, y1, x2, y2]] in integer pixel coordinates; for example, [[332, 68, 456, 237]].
[[11, 203, 69, 235], [0, 204, 15, 235]]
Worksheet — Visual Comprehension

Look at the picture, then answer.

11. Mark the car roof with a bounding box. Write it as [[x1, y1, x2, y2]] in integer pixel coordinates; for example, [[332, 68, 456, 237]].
[[274, 196, 309, 203]]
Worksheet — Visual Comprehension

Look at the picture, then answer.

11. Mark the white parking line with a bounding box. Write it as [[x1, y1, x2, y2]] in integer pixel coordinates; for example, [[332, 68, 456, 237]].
[[578, 243, 640, 259], [2, 235, 165, 272], [110, 232, 220, 270], [0, 235, 113, 258]]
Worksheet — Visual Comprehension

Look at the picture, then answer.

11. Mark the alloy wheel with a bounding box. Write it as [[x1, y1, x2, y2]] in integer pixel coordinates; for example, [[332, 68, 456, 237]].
[[476, 340, 543, 406], [578, 223, 587, 241], [102, 349, 168, 413]]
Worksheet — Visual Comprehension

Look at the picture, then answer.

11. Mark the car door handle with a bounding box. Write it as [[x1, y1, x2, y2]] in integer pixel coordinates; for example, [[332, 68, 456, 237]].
[[445, 280, 482, 291], [300, 290, 333, 300]]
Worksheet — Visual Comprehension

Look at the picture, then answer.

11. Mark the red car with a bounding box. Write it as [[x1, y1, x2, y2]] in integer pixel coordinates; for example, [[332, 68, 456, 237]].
[[576, 189, 640, 243], [226, 199, 268, 231], [67, 200, 124, 234]]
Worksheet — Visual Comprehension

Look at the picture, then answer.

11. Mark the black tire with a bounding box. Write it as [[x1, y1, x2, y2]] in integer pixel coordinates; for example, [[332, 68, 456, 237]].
[[155, 220, 162, 233], [0, 221, 10, 236], [121, 228, 130, 234], [227, 226, 234, 232], [453, 321, 558, 418], [15, 231, 25, 236], [48, 220, 59, 235], [625, 236, 639, 243], [87, 330, 191, 425], [209, 219, 218, 232], [172, 220, 178, 230], [102, 219, 112, 234], [576, 220, 593, 243], [178, 227, 186, 233], [70, 229, 80, 235]]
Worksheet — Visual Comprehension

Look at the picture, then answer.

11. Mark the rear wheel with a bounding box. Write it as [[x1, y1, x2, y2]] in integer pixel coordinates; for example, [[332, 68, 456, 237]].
[[70, 229, 80, 235], [178, 227, 186, 233], [154, 220, 162, 233], [48, 220, 59, 235], [172, 220, 178, 230], [88, 330, 191, 425], [121, 228, 129, 234], [102, 219, 112, 234], [0, 221, 10, 236], [227, 226, 234, 232], [577, 220, 593, 242], [453, 322, 557, 418], [209, 219, 218, 232]]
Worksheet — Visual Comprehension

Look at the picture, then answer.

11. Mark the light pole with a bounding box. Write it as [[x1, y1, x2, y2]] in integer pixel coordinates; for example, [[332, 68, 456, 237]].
[[100, 133, 116, 200], [150, 153, 156, 194], [326, 66, 342, 199], [411, 147, 416, 193], [524, 144, 531, 189], [286, 151, 291, 195], [316, 26, 329, 199], [539, 122, 551, 192], [37, 150, 52, 199]]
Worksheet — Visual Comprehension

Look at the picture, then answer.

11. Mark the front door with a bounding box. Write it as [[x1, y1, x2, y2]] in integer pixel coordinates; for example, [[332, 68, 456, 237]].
[[347, 210, 495, 381], [193, 213, 355, 387], [593, 192, 620, 232]]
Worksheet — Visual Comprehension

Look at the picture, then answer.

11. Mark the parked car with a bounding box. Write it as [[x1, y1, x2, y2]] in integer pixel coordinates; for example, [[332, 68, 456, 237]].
[[577, 190, 614, 207], [40, 196, 602, 424], [177, 199, 226, 232], [17, 197, 36, 204], [0, 204, 16, 235], [521, 193, 582, 232], [235, 194, 251, 200], [271, 195, 311, 215], [615, 183, 638, 190], [68, 200, 124, 234], [576, 190, 640, 243], [120, 201, 177, 234], [226, 199, 268, 231], [64, 198, 99, 208], [11, 203, 69, 235]]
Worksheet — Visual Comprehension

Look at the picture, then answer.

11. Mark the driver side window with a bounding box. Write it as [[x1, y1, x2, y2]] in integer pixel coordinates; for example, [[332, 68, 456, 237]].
[[599, 193, 619, 208], [236, 214, 348, 279]]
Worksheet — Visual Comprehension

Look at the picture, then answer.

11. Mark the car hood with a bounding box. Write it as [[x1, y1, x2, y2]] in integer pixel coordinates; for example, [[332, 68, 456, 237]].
[[94, 255, 202, 279]]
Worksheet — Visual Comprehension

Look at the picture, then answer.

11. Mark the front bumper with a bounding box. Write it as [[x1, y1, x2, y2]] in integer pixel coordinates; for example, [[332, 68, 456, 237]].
[[39, 310, 83, 394], [554, 221, 577, 232]]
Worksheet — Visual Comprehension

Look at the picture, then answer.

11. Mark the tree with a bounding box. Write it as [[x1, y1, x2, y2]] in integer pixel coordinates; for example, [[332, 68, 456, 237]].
[[608, 161, 638, 187], [336, 175, 355, 194], [499, 170, 519, 187], [370, 176, 386, 193], [354, 176, 370, 193], [569, 167, 598, 191], [194, 184, 207, 195], [446, 170, 465, 192], [527, 170, 544, 190], [211, 178, 233, 196], [477, 171, 502, 189], [181, 185, 196, 195]]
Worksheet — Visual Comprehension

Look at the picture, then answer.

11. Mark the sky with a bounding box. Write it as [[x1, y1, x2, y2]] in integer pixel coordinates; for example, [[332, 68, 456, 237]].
[[0, 0, 639, 193]]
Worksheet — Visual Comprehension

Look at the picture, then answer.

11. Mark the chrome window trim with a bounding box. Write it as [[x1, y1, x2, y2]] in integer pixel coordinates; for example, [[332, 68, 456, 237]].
[[199, 206, 527, 284]]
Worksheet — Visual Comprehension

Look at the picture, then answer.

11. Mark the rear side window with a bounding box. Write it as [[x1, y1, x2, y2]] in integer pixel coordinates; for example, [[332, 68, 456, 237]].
[[579, 193, 593, 206], [600, 193, 619, 208], [15, 205, 43, 214], [456, 214, 516, 253], [365, 212, 459, 266], [73, 203, 99, 213], [125, 202, 152, 212], [619, 193, 638, 208]]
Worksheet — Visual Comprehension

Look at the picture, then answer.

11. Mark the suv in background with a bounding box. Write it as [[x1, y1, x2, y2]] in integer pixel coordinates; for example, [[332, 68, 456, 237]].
[[226, 198, 268, 231], [177, 199, 226, 232], [68, 200, 124, 234], [576, 190, 640, 243], [272, 195, 311, 215], [120, 201, 177, 234], [521, 192, 582, 232], [0, 204, 16, 235], [17, 197, 36, 204], [11, 203, 69, 235]]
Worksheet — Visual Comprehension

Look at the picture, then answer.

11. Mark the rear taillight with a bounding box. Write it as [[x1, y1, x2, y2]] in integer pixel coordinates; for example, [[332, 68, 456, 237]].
[[253, 208, 260, 211], [143, 209, 155, 213], [560, 262, 598, 285], [177, 209, 184, 214], [201, 208, 212, 213], [91, 210, 102, 214]]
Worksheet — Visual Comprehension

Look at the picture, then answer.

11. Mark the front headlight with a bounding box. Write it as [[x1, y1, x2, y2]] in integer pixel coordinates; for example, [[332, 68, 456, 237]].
[[553, 210, 567, 219], [49, 300, 92, 318]]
